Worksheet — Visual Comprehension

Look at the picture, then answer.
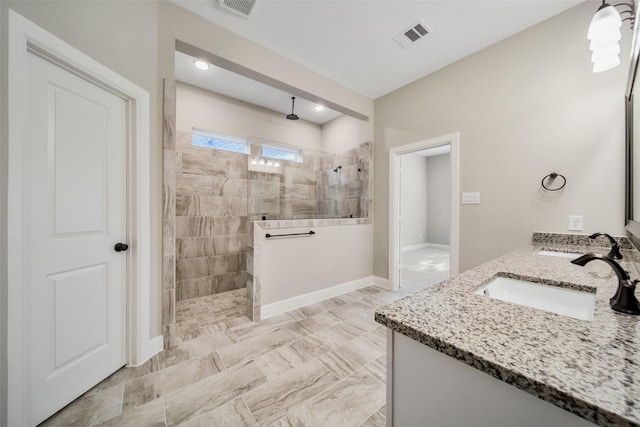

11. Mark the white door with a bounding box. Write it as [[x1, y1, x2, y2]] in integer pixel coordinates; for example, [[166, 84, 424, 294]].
[[26, 50, 127, 424]]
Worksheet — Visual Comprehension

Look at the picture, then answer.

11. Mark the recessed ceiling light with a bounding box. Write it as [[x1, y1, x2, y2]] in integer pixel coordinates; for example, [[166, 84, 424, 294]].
[[194, 60, 211, 71], [314, 105, 325, 112]]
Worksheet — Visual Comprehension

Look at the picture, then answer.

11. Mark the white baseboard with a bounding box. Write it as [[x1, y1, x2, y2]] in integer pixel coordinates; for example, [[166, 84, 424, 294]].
[[401, 243, 429, 252], [261, 277, 374, 319], [402, 243, 450, 252], [373, 276, 392, 290]]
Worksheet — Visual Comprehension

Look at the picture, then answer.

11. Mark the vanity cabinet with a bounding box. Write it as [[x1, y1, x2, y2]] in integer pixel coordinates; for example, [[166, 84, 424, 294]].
[[388, 330, 596, 427]]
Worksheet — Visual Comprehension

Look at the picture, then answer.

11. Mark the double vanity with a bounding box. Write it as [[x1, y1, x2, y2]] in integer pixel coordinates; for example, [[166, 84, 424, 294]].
[[375, 233, 640, 426]]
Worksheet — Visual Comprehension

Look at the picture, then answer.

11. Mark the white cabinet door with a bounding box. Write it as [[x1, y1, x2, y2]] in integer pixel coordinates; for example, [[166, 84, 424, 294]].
[[26, 51, 127, 425]]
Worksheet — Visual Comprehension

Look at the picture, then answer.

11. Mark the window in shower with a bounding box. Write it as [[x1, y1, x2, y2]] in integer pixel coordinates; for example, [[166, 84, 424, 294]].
[[260, 142, 303, 163], [192, 128, 248, 154]]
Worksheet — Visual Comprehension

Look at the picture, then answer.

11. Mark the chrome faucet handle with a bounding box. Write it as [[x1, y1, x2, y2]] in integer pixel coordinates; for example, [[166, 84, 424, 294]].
[[589, 232, 623, 260]]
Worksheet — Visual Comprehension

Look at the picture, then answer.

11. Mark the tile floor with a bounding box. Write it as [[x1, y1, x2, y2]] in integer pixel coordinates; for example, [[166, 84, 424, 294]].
[[400, 247, 450, 293], [40, 285, 410, 426]]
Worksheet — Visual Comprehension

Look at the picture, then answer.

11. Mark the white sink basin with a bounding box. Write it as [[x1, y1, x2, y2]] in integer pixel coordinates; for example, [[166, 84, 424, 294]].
[[536, 250, 583, 259], [475, 276, 595, 321]]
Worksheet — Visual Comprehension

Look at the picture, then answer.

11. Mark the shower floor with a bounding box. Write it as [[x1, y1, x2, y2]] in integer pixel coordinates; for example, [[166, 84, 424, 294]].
[[40, 285, 410, 426]]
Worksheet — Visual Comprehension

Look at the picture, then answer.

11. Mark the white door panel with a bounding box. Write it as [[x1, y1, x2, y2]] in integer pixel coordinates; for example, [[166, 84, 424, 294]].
[[26, 51, 127, 425]]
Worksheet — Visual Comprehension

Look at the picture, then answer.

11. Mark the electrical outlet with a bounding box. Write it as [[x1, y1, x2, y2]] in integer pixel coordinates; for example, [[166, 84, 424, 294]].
[[568, 215, 584, 231], [461, 192, 480, 205]]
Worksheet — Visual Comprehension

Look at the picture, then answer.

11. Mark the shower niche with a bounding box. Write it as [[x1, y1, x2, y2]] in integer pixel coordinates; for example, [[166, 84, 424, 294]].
[[248, 138, 370, 220]]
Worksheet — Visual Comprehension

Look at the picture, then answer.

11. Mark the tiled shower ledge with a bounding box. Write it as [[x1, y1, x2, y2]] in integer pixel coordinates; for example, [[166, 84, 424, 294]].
[[376, 232, 640, 426], [253, 217, 371, 229]]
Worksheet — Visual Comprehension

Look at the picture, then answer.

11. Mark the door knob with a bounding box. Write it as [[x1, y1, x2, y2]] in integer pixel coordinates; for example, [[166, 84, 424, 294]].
[[114, 243, 129, 252]]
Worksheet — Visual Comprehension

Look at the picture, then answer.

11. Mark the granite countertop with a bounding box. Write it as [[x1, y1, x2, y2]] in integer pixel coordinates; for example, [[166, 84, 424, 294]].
[[375, 233, 640, 426]]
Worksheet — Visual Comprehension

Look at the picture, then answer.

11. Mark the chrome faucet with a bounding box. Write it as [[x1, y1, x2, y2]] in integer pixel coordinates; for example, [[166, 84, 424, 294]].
[[571, 253, 640, 315], [589, 232, 623, 260]]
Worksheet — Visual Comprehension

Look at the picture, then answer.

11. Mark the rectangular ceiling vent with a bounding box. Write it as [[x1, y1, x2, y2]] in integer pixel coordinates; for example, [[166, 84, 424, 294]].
[[393, 20, 431, 49], [218, 0, 256, 18]]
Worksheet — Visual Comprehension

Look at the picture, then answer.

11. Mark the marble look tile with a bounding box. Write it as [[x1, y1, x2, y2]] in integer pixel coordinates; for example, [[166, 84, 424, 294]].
[[164, 323, 176, 350], [280, 312, 343, 339], [243, 358, 339, 426], [362, 355, 386, 384], [269, 413, 305, 427], [218, 328, 294, 368], [360, 410, 385, 427], [230, 312, 296, 341], [123, 352, 225, 411], [85, 356, 161, 396], [164, 361, 267, 426], [162, 289, 175, 327], [158, 330, 236, 369], [295, 369, 385, 427], [40, 384, 123, 427], [308, 322, 360, 350], [163, 80, 176, 150], [94, 399, 165, 427], [254, 335, 332, 380], [319, 333, 385, 379], [179, 397, 257, 427], [177, 174, 248, 198], [175, 216, 216, 238], [162, 157, 176, 221], [162, 255, 175, 291], [176, 195, 247, 218]]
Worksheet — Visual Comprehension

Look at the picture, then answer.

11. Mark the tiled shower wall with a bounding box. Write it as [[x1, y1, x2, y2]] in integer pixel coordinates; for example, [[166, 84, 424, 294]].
[[174, 130, 249, 301], [248, 141, 372, 220]]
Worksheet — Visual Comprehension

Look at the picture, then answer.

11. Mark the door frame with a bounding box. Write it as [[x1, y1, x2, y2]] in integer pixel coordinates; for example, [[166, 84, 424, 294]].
[[388, 133, 460, 291], [7, 10, 159, 425]]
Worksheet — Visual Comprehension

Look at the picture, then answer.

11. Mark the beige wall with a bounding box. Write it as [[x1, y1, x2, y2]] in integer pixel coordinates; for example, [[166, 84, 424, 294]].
[[426, 154, 451, 246], [176, 82, 323, 151], [401, 154, 428, 247], [374, 1, 630, 277], [322, 114, 372, 154]]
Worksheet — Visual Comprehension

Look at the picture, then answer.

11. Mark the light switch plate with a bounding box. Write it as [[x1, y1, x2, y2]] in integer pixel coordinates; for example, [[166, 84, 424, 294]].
[[568, 215, 583, 231], [461, 192, 480, 205]]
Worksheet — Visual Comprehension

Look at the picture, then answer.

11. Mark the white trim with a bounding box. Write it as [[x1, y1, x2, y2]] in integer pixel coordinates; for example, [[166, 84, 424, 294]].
[[401, 243, 429, 252], [260, 276, 373, 319], [7, 11, 158, 425], [401, 243, 451, 252], [373, 275, 392, 290], [389, 133, 460, 291], [386, 328, 394, 427]]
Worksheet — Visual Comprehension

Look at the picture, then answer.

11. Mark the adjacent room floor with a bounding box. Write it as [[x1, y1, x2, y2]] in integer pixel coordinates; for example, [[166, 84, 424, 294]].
[[40, 285, 410, 426], [400, 246, 450, 293]]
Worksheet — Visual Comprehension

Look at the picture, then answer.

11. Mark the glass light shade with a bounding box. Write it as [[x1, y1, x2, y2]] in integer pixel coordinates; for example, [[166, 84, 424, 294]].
[[274, 161, 280, 168], [591, 46, 620, 62], [589, 29, 622, 48], [593, 55, 621, 73], [267, 160, 273, 166], [258, 158, 265, 165], [588, 5, 622, 40], [251, 158, 258, 165]]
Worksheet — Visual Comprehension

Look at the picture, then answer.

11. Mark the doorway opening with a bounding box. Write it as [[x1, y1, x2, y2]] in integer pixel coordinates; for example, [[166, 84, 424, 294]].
[[389, 133, 460, 292]]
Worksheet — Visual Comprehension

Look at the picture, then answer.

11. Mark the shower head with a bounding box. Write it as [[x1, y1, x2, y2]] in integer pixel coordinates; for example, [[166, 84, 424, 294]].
[[333, 166, 342, 173], [286, 96, 299, 120]]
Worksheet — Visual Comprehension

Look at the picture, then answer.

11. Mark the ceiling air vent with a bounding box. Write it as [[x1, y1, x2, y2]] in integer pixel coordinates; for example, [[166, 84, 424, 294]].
[[393, 20, 431, 49], [218, 0, 256, 18]]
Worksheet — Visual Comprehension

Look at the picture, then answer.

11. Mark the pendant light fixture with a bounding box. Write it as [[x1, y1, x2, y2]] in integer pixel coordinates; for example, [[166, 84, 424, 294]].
[[286, 96, 299, 120], [587, 0, 635, 73]]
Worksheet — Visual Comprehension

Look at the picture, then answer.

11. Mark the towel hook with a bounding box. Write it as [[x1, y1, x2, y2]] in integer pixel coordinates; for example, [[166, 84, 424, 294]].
[[541, 172, 566, 191]]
